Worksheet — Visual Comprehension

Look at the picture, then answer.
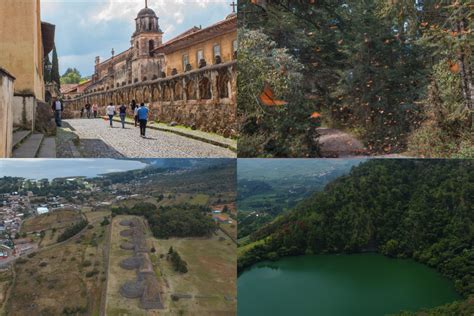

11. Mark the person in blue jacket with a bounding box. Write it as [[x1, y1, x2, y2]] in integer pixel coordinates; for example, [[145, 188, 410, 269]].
[[137, 103, 149, 137]]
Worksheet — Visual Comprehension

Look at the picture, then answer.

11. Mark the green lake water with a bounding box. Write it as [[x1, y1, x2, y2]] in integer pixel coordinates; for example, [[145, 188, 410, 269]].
[[238, 254, 460, 316]]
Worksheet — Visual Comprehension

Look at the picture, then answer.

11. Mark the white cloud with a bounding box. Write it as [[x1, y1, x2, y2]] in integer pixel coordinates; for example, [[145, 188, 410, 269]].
[[90, 0, 228, 23]]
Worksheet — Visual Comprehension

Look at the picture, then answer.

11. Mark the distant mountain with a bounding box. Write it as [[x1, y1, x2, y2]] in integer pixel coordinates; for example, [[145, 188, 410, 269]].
[[237, 159, 365, 240]]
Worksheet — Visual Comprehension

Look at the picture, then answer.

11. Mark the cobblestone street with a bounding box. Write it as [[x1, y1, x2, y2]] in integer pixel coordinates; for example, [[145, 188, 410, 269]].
[[60, 119, 235, 158]]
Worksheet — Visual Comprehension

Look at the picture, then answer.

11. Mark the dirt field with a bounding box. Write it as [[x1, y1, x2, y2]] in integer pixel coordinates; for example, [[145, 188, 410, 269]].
[[106, 214, 236, 316], [105, 215, 148, 316], [3, 210, 110, 316]]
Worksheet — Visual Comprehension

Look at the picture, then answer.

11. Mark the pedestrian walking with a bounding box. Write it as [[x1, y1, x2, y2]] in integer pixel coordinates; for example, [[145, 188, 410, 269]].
[[137, 103, 149, 137], [131, 100, 139, 127], [134, 105, 139, 127], [119, 104, 127, 128], [92, 103, 98, 118], [106, 103, 116, 127], [80, 107, 84, 118], [85, 103, 92, 118], [52, 98, 63, 127]]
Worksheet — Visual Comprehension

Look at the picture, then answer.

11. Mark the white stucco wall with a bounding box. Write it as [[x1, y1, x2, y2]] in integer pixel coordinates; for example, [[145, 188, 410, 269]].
[[12, 94, 36, 131]]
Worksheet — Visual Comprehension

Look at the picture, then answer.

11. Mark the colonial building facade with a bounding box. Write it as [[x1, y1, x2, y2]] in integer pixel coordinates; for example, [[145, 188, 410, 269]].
[[66, 4, 237, 137]]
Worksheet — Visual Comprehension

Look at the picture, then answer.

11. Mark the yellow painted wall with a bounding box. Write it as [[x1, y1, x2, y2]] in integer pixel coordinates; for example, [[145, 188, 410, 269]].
[[0, 0, 45, 101], [165, 31, 237, 76], [0, 73, 14, 157]]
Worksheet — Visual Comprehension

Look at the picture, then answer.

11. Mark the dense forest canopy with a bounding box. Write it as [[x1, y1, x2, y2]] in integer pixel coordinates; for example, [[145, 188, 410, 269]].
[[238, 0, 473, 157], [112, 202, 217, 239], [238, 160, 474, 304]]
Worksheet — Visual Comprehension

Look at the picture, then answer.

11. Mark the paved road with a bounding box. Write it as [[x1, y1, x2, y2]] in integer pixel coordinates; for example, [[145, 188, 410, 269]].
[[62, 119, 235, 158]]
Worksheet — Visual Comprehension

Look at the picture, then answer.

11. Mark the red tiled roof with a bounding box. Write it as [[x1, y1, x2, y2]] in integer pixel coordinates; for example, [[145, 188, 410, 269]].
[[153, 15, 236, 54]]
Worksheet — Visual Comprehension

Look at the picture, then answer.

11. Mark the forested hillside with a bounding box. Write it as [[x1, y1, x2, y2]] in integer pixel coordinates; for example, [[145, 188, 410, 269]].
[[238, 160, 474, 304], [238, 0, 473, 157], [237, 159, 364, 240]]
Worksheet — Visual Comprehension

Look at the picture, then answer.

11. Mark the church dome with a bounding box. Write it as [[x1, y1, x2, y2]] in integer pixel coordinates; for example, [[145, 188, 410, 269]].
[[137, 7, 157, 18]]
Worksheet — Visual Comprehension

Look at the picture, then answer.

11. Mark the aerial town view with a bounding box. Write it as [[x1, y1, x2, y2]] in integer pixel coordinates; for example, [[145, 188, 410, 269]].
[[0, 159, 236, 315]]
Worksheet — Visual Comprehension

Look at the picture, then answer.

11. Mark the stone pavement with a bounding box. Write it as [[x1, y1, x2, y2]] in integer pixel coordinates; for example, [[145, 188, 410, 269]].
[[60, 119, 236, 158]]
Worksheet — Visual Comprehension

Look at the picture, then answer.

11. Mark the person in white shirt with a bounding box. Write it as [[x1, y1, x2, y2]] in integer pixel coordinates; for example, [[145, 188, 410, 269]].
[[106, 103, 116, 127], [51, 98, 63, 127], [134, 106, 139, 127]]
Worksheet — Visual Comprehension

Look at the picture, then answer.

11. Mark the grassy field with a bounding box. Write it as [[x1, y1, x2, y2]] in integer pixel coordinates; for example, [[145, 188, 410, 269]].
[[21, 209, 83, 233], [150, 229, 236, 315], [21, 209, 84, 248], [219, 222, 237, 241], [0, 269, 12, 312], [3, 210, 110, 316]]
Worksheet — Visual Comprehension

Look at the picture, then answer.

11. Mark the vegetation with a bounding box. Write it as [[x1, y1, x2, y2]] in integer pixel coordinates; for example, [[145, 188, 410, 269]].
[[60, 68, 87, 85], [111, 202, 217, 239], [57, 219, 88, 242], [51, 45, 60, 88], [0, 176, 85, 197], [168, 247, 188, 273], [238, 160, 473, 303], [237, 159, 363, 240], [238, 0, 473, 157]]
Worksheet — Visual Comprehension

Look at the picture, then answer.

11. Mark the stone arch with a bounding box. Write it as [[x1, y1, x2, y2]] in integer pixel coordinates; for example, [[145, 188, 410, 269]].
[[174, 81, 183, 101], [199, 77, 212, 100], [143, 87, 151, 102], [135, 89, 143, 103], [152, 87, 160, 101], [185, 79, 197, 100], [217, 73, 230, 99], [162, 85, 171, 101]]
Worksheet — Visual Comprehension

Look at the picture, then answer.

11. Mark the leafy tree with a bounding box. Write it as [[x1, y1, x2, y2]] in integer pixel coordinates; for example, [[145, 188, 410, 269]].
[[61, 68, 82, 84], [238, 29, 318, 157]]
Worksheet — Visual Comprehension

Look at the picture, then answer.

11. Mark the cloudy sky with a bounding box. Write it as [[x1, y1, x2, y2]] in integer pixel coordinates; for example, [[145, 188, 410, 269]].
[[41, 0, 232, 77]]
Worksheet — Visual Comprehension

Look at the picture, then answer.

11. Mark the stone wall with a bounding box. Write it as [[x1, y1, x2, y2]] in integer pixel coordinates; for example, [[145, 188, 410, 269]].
[[0, 69, 15, 158], [65, 61, 237, 137]]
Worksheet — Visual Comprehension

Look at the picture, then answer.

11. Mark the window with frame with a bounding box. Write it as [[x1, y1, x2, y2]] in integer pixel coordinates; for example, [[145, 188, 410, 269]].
[[196, 50, 204, 64], [213, 44, 221, 59], [182, 54, 189, 71]]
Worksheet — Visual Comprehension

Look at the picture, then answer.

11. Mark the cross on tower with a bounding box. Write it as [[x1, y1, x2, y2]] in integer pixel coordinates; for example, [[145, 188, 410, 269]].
[[230, 1, 237, 13], [145, 0, 148, 8]]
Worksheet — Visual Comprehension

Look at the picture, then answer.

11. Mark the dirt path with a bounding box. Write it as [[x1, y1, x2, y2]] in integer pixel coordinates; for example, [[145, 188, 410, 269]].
[[317, 127, 367, 157]]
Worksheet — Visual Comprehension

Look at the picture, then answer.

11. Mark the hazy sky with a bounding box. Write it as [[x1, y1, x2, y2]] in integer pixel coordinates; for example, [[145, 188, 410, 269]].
[[41, 0, 232, 76]]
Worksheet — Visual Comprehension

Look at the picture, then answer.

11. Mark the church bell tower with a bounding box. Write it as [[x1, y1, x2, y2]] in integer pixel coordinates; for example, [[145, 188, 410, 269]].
[[131, 0, 163, 59]]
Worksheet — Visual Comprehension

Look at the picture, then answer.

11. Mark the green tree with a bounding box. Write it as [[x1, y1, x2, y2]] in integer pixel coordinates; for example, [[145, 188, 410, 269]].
[[61, 68, 82, 84], [238, 29, 318, 157], [51, 45, 61, 88]]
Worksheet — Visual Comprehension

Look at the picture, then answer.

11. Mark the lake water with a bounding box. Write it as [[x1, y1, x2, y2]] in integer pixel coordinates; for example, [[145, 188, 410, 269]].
[[238, 254, 460, 316], [0, 159, 147, 180]]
